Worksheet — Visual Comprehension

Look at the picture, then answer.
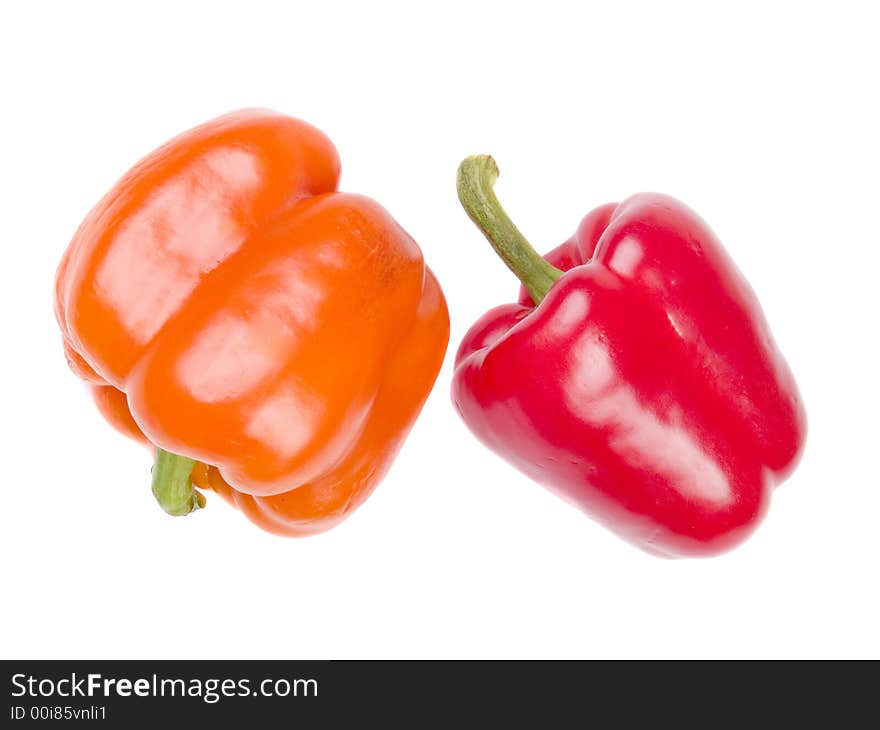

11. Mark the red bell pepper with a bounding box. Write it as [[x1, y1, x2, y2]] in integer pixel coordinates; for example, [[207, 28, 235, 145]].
[[453, 156, 806, 557]]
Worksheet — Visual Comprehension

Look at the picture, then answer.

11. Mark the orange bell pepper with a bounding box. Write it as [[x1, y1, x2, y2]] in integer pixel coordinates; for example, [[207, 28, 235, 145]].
[[55, 110, 449, 536]]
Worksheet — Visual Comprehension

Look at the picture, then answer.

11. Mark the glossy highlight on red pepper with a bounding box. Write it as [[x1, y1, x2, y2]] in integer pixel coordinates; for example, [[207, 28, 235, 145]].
[[452, 155, 805, 557], [55, 110, 449, 535]]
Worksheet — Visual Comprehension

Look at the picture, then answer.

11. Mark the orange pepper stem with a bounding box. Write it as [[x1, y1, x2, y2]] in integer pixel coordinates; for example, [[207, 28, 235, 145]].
[[456, 155, 563, 305], [151, 448, 205, 516]]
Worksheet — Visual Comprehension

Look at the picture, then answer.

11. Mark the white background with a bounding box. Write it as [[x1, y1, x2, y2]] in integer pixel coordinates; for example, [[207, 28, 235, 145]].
[[1, 1, 877, 659]]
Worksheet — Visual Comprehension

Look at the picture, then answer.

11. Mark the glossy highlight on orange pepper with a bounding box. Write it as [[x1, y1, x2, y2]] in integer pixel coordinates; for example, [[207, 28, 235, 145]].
[[55, 110, 449, 535]]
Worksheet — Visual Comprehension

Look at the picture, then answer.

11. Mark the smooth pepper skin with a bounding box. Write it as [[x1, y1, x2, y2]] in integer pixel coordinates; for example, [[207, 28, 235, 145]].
[[453, 186, 805, 557], [55, 109, 449, 535]]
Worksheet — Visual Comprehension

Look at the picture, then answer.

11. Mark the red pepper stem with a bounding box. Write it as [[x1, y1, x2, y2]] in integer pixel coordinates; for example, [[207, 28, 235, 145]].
[[457, 155, 563, 304], [151, 448, 205, 517]]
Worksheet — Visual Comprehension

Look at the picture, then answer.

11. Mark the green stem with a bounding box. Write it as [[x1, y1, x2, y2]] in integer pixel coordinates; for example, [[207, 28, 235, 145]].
[[456, 155, 563, 304], [151, 448, 204, 517]]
